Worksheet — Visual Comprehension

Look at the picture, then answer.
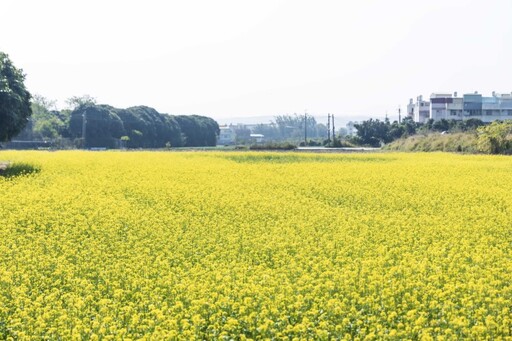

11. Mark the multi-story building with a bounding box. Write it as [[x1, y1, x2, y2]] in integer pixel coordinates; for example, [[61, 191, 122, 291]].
[[407, 92, 512, 123], [407, 96, 430, 123], [430, 93, 453, 121]]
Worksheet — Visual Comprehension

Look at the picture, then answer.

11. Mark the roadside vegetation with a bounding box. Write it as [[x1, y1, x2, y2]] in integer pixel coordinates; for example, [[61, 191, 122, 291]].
[[384, 132, 479, 153], [353, 116, 512, 155], [349, 117, 484, 148], [383, 120, 512, 155]]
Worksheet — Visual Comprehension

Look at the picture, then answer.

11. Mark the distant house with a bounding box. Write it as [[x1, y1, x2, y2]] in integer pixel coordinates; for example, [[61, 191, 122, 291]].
[[218, 125, 236, 145], [250, 133, 264, 143]]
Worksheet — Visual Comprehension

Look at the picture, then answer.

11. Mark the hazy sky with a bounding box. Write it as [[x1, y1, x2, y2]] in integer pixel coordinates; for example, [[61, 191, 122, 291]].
[[3, 0, 512, 122]]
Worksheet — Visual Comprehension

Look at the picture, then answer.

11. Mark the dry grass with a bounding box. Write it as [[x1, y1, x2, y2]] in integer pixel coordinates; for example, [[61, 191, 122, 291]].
[[384, 132, 479, 153]]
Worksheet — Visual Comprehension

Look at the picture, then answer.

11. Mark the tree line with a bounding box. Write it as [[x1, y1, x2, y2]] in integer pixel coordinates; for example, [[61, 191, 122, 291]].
[[249, 114, 332, 142], [352, 117, 486, 147], [1, 52, 220, 148], [17, 98, 220, 148], [69, 103, 219, 148]]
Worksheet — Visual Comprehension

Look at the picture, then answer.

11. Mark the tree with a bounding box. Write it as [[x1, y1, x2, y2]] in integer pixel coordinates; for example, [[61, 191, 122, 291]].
[[273, 114, 314, 140], [388, 122, 405, 141], [160, 114, 184, 148], [315, 123, 328, 139], [253, 123, 280, 140], [234, 127, 251, 144], [354, 119, 392, 147], [174, 115, 219, 147], [431, 119, 451, 132], [0, 52, 32, 142], [116, 106, 163, 148], [115, 106, 185, 148], [15, 94, 72, 141], [337, 127, 348, 138], [31, 95, 65, 139], [66, 95, 97, 110], [401, 116, 417, 136], [477, 121, 512, 154], [69, 104, 125, 148]]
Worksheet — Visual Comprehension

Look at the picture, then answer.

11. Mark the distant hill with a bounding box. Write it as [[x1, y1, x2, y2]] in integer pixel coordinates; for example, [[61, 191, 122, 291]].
[[214, 116, 275, 125]]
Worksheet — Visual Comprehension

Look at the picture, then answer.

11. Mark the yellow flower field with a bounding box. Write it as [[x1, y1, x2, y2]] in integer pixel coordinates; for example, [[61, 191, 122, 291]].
[[0, 151, 511, 339]]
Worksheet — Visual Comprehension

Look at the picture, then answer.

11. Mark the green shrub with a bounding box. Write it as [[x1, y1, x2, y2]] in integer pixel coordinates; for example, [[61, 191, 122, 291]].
[[476, 121, 512, 154], [0, 162, 41, 178], [249, 142, 296, 150]]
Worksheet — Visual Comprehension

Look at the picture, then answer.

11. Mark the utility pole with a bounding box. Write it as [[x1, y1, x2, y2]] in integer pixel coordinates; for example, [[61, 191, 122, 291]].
[[304, 111, 308, 145], [327, 113, 331, 143], [398, 106, 402, 124], [82, 109, 87, 149], [331, 114, 335, 141]]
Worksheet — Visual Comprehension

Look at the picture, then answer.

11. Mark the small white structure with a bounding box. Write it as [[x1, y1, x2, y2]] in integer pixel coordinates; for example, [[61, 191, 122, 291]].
[[250, 133, 264, 143]]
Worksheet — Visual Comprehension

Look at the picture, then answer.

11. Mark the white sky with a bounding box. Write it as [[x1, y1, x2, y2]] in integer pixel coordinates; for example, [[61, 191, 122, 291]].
[[2, 0, 512, 122]]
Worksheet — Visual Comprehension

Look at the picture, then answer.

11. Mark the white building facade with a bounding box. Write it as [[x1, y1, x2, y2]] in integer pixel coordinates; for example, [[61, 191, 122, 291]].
[[407, 96, 430, 123], [218, 125, 236, 145], [407, 92, 512, 123]]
